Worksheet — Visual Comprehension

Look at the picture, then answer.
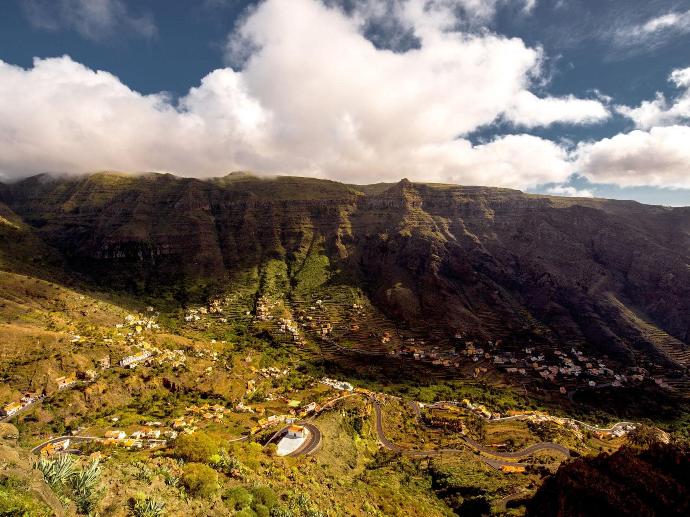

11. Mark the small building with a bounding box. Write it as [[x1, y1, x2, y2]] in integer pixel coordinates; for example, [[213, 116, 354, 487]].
[[2, 402, 22, 417], [42, 439, 70, 456], [286, 425, 305, 439], [302, 402, 318, 414], [104, 430, 126, 440], [82, 369, 98, 381], [56, 374, 77, 390], [20, 392, 38, 405], [172, 418, 188, 429], [119, 351, 152, 368]]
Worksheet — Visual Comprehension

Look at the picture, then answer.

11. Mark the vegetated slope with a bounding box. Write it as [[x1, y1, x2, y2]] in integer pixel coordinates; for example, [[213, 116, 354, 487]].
[[0, 200, 65, 278], [526, 443, 690, 517], [0, 423, 65, 516], [3, 172, 689, 371]]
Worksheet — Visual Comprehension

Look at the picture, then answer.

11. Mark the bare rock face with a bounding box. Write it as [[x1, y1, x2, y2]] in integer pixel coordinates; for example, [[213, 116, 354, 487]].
[[3, 172, 689, 371]]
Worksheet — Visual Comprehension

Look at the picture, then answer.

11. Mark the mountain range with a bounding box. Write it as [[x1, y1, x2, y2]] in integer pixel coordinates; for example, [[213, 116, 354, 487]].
[[1, 171, 689, 376]]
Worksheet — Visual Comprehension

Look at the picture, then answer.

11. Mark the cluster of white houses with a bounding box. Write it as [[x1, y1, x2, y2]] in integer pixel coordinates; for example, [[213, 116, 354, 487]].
[[1, 392, 41, 419], [118, 313, 160, 332], [278, 317, 305, 344], [489, 345, 652, 391], [2, 363, 110, 420], [119, 350, 153, 368], [255, 296, 276, 322], [320, 377, 354, 391], [100, 429, 170, 450], [389, 333, 664, 392]]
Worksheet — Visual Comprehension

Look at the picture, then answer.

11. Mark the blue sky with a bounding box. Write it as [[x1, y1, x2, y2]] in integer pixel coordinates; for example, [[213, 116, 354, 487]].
[[1, 0, 689, 205]]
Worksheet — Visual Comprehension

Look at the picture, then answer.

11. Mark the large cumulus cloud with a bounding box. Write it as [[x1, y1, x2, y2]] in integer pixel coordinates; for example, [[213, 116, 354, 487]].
[[0, 0, 612, 187], [575, 66, 690, 189]]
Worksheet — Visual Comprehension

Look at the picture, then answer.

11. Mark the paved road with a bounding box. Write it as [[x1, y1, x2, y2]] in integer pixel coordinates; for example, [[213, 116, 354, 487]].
[[430, 400, 637, 434], [264, 422, 322, 457], [31, 436, 99, 455], [289, 423, 322, 456], [495, 490, 531, 513], [0, 398, 44, 424], [370, 398, 569, 466], [461, 432, 570, 459], [31, 435, 167, 455]]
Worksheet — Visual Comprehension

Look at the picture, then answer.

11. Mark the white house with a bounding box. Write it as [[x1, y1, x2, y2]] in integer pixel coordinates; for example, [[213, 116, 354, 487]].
[[119, 351, 152, 368], [104, 430, 126, 440], [286, 425, 305, 439]]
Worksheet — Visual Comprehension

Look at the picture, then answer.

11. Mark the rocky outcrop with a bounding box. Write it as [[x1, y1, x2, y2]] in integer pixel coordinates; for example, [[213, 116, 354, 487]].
[[0, 423, 68, 516], [526, 444, 690, 517]]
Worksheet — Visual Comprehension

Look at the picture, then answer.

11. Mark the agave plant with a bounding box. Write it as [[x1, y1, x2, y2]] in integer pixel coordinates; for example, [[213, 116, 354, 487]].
[[132, 494, 166, 517], [35, 454, 76, 486], [71, 459, 104, 515], [131, 461, 153, 482]]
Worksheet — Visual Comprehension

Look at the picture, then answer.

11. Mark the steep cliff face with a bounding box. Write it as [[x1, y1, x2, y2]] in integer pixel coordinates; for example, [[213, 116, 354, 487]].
[[3, 172, 689, 369], [526, 444, 690, 517]]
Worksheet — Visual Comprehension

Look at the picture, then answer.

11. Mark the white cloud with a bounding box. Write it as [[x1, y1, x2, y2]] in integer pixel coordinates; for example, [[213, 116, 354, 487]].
[[439, 134, 572, 188], [639, 10, 690, 34], [0, 0, 608, 189], [544, 184, 594, 198], [576, 125, 690, 189], [345, 0, 536, 31], [670, 67, 690, 88], [574, 65, 690, 190], [21, 0, 156, 41], [617, 66, 690, 129], [612, 8, 690, 51], [505, 91, 609, 128]]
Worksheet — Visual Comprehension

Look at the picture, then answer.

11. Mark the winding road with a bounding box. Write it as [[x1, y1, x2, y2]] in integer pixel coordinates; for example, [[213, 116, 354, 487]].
[[369, 398, 570, 468], [264, 422, 322, 457], [29, 388, 627, 473], [290, 423, 322, 456]]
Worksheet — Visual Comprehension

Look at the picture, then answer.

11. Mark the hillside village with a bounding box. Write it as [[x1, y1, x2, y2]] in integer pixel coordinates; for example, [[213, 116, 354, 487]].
[[0, 267, 686, 517], [8, 302, 646, 463]]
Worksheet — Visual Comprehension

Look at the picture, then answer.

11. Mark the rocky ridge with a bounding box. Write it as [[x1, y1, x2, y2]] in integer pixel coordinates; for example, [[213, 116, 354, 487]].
[[2, 172, 689, 372]]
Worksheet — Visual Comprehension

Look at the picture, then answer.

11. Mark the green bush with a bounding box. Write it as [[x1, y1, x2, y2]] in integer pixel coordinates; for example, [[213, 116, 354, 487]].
[[35, 456, 103, 515], [181, 463, 219, 498], [269, 507, 293, 517], [0, 476, 52, 517], [173, 431, 221, 463], [210, 450, 245, 477], [224, 486, 253, 511], [248, 389, 267, 403], [254, 504, 270, 517], [251, 486, 278, 509]]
